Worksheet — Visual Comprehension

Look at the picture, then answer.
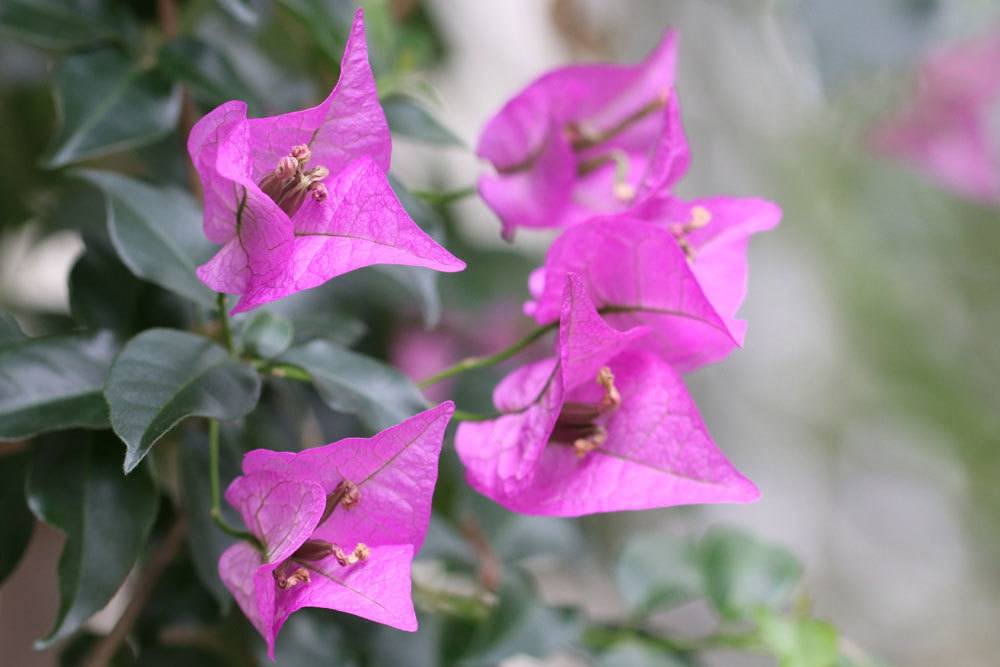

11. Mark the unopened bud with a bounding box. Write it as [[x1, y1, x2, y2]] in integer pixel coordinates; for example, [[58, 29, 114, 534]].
[[275, 155, 298, 179], [291, 144, 311, 163], [309, 182, 328, 202]]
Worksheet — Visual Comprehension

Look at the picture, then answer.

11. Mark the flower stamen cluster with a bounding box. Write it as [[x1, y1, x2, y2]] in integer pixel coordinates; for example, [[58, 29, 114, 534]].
[[258, 144, 330, 215]]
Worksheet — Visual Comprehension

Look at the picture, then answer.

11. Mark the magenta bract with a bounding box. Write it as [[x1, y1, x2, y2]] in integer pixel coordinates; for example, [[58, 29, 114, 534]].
[[188, 9, 464, 313], [477, 30, 687, 240], [218, 402, 454, 658], [455, 275, 757, 516]]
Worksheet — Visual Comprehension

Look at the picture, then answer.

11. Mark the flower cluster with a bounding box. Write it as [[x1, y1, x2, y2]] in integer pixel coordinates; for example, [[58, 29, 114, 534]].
[[192, 11, 778, 654], [459, 30, 780, 515]]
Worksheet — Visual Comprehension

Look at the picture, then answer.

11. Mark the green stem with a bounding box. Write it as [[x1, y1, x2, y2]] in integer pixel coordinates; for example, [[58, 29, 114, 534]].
[[411, 185, 478, 206], [208, 417, 262, 549], [418, 321, 557, 388], [216, 293, 235, 358]]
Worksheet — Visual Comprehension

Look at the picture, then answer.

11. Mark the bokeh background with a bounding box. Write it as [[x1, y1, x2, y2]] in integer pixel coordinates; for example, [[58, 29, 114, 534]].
[[2, 1, 999, 665]]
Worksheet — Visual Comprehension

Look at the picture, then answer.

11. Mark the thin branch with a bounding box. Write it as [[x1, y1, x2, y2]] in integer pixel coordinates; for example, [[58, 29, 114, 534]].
[[82, 517, 188, 667]]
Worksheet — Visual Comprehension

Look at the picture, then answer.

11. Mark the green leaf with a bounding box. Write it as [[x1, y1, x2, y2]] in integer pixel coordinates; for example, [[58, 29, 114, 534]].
[[43, 49, 181, 167], [105, 329, 262, 473], [0, 311, 25, 344], [381, 177, 446, 326], [277, 339, 427, 431], [265, 609, 361, 666], [382, 94, 463, 146], [755, 609, 839, 667], [0, 451, 34, 584], [457, 574, 582, 667], [69, 240, 145, 337], [290, 312, 367, 347], [240, 311, 294, 359], [615, 532, 702, 615], [0, 0, 130, 51], [76, 170, 215, 307], [276, 0, 352, 66], [0, 331, 118, 440], [27, 432, 159, 648], [158, 38, 262, 113], [179, 431, 237, 611], [594, 641, 689, 667], [699, 528, 803, 620]]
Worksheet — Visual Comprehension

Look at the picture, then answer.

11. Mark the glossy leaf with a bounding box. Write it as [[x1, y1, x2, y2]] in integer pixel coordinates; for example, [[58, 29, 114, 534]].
[[158, 38, 261, 113], [383, 94, 463, 146], [105, 329, 262, 472], [69, 240, 145, 337], [77, 170, 215, 307], [43, 49, 181, 167], [27, 432, 159, 648], [457, 575, 582, 667], [240, 311, 294, 359], [277, 339, 427, 431], [380, 177, 446, 326], [0, 451, 34, 584], [616, 532, 702, 615], [699, 528, 803, 620], [0, 0, 129, 51], [0, 331, 117, 440]]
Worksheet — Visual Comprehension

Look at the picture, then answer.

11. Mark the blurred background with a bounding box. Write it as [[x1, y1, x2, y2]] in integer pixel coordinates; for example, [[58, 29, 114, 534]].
[[2, 0, 999, 665]]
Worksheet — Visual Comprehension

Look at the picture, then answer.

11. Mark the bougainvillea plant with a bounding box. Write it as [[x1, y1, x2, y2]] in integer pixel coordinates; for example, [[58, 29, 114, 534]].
[[0, 3, 886, 667]]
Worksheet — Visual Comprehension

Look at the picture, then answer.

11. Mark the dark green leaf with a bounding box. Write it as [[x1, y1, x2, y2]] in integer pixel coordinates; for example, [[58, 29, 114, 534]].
[[0, 311, 25, 344], [27, 432, 159, 648], [0, 451, 34, 584], [158, 38, 261, 113], [69, 240, 145, 336], [275, 0, 352, 66], [290, 312, 367, 347], [755, 609, 839, 667], [43, 49, 181, 167], [382, 177, 446, 326], [105, 329, 262, 472], [0, 331, 117, 440], [0, 0, 130, 51], [457, 574, 582, 667], [265, 609, 360, 666], [382, 94, 463, 146], [699, 528, 803, 620], [277, 339, 426, 431], [179, 431, 237, 611], [615, 532, 702, 615], [76, 170, 215, 307], [240, 311, 294, 359]]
